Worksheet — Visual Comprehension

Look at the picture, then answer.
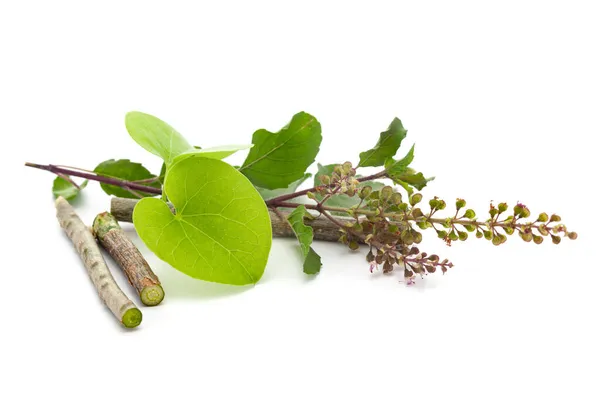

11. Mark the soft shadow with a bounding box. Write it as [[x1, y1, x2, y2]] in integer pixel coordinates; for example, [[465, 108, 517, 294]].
[[159, 268, 253, 300]]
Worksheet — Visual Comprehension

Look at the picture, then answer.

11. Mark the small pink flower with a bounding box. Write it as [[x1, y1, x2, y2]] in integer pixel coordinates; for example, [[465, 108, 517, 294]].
[[405, 276, 416, 286], [369, 261, 378, 273]]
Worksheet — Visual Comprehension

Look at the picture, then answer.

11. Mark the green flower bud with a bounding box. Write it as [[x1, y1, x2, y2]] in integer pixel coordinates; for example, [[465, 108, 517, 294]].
[[568, 232, 578, 240], [359, 185, 372, 199], [346, 187, 356, 197], [398, 203, 409, 211], [521, 207, 531, 218], [463, 209, 476, 219], [498, 202, 508, 213], [533, 234, 543, 244], [333, 165, 343, 175], [319, 175, 331, 185], [483, 230, 493, 240], [455, 198, 466, 210], [489, 208, 498, 217], [307, 191, 317, 200], [414, 232, 423, 244], [503, 226, 514, 235], [492, 235, 503, 246], [550, 214, 561, 222], [458, 231, 468, 241], [437, 200, 446, 210], [551, 235, 561, 245], [411, 208, 424, 218], [519, 231, 533, 242], [429, 199, 440, 209], [425, 265, 436, 274], [380, 186, 393, 201], [448, 231, 459, 241], [537, 212, 548, 223], [342, 161, 353, 174], [537, 225, 548, 236], [417, 221, 428, 230], [410, 193, 423, 206], [437, 230, 448, 239], [349, 240, 360, 250], [391, 192, 403, 205], [464, 224, 476, 232], [476, 231, 483, 239]]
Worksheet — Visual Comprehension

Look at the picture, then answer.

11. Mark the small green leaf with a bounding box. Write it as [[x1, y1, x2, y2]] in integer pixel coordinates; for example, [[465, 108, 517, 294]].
[[240, 112, 322, 189], [286, 205, 322, 275], [384, 144, 415, 175], [389, 169, 434, 191], [358, 118, 407, 167], [314, 164, 385, 209], [94, 159, 160, 199], [133, 156, 272, 285], [125, 111, 194, 165], [255, 173, 311, 201], [52, 177, 88, 201]]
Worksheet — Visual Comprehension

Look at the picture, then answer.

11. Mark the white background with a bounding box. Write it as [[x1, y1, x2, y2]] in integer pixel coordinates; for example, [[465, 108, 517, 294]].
[[1, 1, 599, 399]]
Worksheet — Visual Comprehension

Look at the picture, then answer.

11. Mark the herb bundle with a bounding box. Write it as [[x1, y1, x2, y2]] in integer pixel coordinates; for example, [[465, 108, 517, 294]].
[[27, 111, 576, 299]]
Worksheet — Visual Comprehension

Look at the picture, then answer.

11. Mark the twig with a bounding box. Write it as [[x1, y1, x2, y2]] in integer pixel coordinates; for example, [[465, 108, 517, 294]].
[[110, 197, 371, 244], [25, 162, 162, 195], [55, 197, 142, 328], [93, 212, 164, 306]]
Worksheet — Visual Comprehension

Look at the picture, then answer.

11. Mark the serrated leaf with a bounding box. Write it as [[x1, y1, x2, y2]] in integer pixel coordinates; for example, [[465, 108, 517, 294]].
[[133, 156, 272, 285], [255, 173, 311, 201], [384, 144, 415, 175], [314, 163, 385, 209], [388, 167, 434, 192], [239, 112, 322, 189], [125, 111, 194, 165], [286, 205, 322, 274], [52, 177, 88, 201], [358, 118, 407, 167], [94, 159, 160, 199]]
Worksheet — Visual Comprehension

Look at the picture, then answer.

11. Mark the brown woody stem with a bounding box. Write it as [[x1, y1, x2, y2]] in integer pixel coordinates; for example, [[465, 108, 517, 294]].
[[93, 212, 164, 306]]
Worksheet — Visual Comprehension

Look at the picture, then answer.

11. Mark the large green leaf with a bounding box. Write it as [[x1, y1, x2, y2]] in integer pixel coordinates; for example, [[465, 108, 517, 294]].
[[125, 111, 194, 165], [358, 118, 407, 167], [239, 112, 322, 189], [286, 205, 322, 275], [133, 156, 272, 285], [184, 144, 253, 160], [314, 164, 385, 209], [255, 173, 311, 201], [52, 177, 88, 201], [94, 159, 160, 198]]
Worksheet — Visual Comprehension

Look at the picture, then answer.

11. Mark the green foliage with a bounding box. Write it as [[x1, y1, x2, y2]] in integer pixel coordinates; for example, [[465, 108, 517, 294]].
[[52, 177, 87, 201], [240, 112, 322, 189], [256, 173, 311, 201], [314, 163, 384, 208], [133, 156, 272, 285], [125, 111, 193, 165], [358, 118, 407, 167], [94, 159, 160, 198], [384, 144, 415, 176], [286, 205, 322, 274]]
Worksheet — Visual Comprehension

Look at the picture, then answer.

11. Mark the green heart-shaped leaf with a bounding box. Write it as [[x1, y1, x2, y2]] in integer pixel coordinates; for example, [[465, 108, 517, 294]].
[[133, 156, 272, 285]]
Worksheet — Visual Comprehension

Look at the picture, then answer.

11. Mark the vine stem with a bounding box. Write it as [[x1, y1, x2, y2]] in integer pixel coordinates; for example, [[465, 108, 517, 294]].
[[25, 162, 162, 195]]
